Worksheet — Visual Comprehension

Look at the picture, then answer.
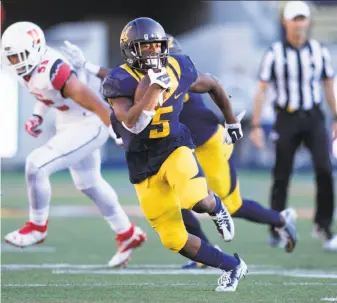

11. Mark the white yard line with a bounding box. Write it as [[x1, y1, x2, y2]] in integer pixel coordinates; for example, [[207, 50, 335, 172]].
[[2, 264, 337, 279], [2, 282, 337, 288], [51, 268, 337, 279], [321, 299, 337, 302]]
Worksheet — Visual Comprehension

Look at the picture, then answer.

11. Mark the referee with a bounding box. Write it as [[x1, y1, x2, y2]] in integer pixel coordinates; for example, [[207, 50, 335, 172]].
[[250, 1, 337, 252]]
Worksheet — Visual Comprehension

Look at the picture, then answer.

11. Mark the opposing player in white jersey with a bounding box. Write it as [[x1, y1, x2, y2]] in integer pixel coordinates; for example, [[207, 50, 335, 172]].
[[1, 21, 146, 267]]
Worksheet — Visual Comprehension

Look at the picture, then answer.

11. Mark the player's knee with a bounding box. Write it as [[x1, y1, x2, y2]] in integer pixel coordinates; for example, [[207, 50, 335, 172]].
[[25, 153, 44, 182], [72, 170, 101, 190], [159, 229, 187, 253]]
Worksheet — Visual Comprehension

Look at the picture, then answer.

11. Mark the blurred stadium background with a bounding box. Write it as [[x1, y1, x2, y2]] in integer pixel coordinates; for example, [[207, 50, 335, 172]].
[[1, 1, 337, 302], [1, 0, 337, 170]]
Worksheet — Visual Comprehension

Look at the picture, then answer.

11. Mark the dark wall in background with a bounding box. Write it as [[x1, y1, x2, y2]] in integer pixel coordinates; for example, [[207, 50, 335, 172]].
[[2, 0, 210, 67], [2, 0, 209, 36]]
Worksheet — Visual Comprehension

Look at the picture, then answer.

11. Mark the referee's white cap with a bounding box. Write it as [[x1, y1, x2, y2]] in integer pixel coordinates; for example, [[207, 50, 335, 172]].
[[283, 1, 311, 20]]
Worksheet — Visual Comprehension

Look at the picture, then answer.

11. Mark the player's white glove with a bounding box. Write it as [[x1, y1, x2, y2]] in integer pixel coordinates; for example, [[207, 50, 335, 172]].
[[224, 110, 245, 144], [148, 68, 171, 90], [61, 40, 100, 75], [25, 115, 43, 138], [61, 40, 86, 69], [108, 125, 124, 147]]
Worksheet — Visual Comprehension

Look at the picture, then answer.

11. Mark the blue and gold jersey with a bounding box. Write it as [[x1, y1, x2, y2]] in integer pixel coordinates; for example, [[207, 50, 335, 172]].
[[102, 54, 198, 184], [180, 92, 220, 147]]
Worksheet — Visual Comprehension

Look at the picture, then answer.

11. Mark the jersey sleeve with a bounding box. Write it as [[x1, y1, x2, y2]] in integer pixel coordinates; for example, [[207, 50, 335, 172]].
[[49, 59, 73, 90], [321, 44, 335, 79], [101, 67, 138, 100]]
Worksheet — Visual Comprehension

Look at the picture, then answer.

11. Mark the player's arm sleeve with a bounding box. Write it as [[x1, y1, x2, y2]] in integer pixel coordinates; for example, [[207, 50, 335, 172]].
[[33, 101, 50, 117], [258, 47, 275, 82], [49, 59, 75, 96], [321, 45, 335, 79]]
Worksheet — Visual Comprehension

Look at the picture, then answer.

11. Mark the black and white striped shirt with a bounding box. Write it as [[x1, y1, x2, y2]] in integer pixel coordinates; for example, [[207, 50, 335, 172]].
[[259, 39, 335, 111]]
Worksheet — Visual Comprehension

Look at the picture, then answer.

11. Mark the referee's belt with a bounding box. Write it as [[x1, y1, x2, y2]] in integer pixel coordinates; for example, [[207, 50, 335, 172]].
[[275, 104, 320, 114]]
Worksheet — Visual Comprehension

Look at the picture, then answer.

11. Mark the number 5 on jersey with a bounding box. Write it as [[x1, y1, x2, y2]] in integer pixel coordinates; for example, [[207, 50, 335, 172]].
[[149, 106, 173, 139]]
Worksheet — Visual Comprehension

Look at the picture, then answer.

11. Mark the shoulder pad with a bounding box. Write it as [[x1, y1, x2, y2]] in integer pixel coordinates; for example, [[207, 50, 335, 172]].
[[102, 67, 138, 99], [168, 53, 198, 84]]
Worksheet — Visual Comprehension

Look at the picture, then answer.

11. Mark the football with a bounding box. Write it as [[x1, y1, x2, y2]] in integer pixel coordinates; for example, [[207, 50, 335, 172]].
[[134, 75, 163, 110], [134, 75, 151, 104]]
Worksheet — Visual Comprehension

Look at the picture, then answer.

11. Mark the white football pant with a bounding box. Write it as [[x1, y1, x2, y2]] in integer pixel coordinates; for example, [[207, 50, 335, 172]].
[[25, 118, 131, 233]]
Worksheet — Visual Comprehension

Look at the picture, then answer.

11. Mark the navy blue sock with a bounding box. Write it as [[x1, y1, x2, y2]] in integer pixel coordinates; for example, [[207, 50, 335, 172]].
[[190, 239, 239, 271], [233, 199, 283, 227], [208, 194, 223, 217], [181, 209, 211, 244]]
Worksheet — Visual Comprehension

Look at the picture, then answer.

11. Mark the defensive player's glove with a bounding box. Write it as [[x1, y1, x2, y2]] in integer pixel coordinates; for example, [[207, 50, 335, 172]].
[[108, 125, 124, 147], [61, 40, 100, 75], [61, 40, 86, 69], [224, 110, 246, 144], [148, 68, 171, 90], [25, 115, 43, 138]]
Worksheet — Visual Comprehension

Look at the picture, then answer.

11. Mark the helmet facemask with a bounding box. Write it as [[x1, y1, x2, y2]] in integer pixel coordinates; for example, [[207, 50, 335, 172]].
[[123, 39, 169, 72], [5, 49, 32, 76]]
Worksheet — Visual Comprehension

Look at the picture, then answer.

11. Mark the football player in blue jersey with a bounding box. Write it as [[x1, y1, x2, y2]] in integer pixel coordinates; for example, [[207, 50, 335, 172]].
[[63, 17, 247, 292]]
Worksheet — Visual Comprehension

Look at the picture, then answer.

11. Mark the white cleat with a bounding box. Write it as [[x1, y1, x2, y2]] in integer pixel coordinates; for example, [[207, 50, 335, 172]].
[[4, 221, 48, 248], [215, 253, 248, 292], [211, 206, 235, 242], [323, 235, 337, 252], [108, 225, 147, 268], [275, 208, 298, 253]]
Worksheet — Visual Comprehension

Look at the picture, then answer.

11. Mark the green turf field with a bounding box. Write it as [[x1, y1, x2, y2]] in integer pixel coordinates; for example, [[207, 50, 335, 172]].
[[1, 170, 337, 303]]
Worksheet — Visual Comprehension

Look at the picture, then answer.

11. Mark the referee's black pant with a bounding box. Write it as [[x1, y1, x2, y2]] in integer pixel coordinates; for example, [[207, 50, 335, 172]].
[[270, 106, 335, 239]]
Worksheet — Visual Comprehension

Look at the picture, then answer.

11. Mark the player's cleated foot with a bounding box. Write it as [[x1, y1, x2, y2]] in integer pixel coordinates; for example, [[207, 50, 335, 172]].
[[4, 221, 48, 248], [323, 235, 337, 252], [211, 206, 235, 242], [108, 225, 147, 268], [275, 208, 298, 253], [215, 253, 248, 292]]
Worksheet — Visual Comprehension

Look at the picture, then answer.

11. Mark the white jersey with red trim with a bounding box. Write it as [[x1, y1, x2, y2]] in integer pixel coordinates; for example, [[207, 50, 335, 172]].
[[17, 46, 100, 127]]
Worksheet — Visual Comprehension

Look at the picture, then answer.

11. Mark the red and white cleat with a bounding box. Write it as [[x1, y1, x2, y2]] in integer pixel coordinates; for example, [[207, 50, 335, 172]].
[[108, 224, 147, 268], [4, 221, 48, 248]]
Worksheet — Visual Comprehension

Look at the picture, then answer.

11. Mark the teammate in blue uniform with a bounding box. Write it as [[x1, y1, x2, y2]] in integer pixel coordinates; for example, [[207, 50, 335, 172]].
[[167, 35, 298, 268]]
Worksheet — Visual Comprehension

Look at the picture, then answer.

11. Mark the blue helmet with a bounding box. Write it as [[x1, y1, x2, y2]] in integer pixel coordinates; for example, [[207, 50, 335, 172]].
[[166, 33, 182, 54], [120, 17, 169, 72]]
